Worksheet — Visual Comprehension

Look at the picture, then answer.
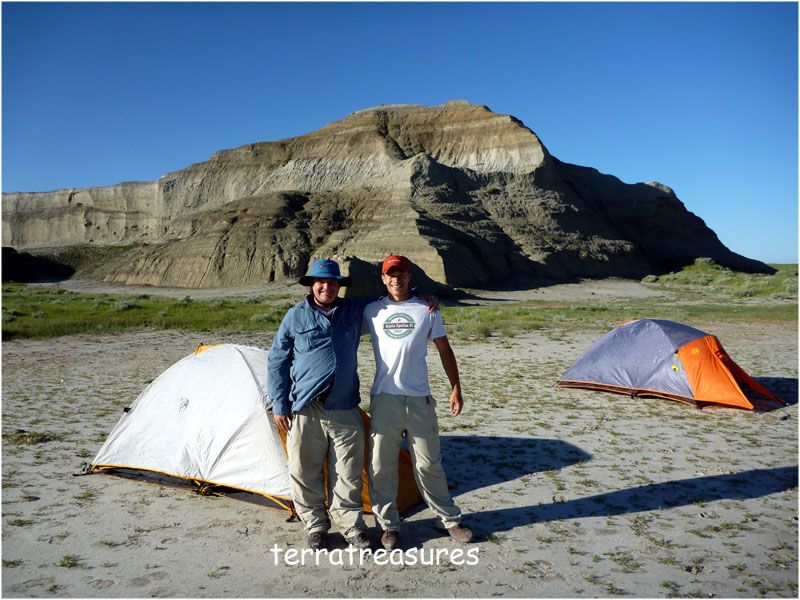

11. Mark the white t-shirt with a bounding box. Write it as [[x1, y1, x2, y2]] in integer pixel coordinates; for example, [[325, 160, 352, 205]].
[[362, 296, 447, 396]]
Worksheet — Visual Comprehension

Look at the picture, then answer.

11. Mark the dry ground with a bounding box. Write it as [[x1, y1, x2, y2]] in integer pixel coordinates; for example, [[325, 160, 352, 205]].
[[2, 281, 797, 597]]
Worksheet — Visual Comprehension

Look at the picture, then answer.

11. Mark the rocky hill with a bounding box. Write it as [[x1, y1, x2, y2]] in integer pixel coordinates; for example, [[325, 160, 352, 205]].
[[2, 100, 772, 289]]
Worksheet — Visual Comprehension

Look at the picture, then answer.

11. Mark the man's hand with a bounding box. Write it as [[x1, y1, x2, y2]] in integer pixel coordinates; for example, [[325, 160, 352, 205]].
[[417, 292, 440, 313], [273, 413, 292, 433], [449, 387, 463, 417], [433, 336, 462, 416]]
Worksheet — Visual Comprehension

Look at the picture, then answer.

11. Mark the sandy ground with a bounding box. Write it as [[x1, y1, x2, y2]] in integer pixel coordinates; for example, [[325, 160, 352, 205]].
[[32, 276, 666, 304], [2, 281, 797, 597], [30, 278, 301, 300]]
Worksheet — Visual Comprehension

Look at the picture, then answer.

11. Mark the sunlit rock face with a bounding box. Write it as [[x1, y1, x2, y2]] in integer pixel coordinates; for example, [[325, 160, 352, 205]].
[[2, 100, 771, 288]]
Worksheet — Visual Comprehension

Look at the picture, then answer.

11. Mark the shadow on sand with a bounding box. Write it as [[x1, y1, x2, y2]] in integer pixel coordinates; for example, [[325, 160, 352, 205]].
[[754, 377, 798, 411], [395, 436, 591, 527], [403, 465, 797, 546], [439, 436, 592, 496]]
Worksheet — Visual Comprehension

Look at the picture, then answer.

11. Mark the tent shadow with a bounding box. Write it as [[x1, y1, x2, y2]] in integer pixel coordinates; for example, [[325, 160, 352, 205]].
[[92, 467, 296, 513], [403, 465, 797, 545], [753, 377, 798, 410]]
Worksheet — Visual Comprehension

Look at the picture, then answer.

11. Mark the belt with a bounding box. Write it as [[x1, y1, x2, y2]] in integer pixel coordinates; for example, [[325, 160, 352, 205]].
[[291, 392, 330, 416]]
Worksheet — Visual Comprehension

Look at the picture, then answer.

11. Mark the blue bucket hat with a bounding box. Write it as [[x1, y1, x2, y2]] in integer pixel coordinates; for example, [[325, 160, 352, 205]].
[[299, 258, 351, 286]]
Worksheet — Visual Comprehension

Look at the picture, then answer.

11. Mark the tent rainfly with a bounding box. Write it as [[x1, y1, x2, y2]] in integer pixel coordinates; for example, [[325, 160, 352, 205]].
[[91, 344, 422, 513], [556, 319, 784, 410]]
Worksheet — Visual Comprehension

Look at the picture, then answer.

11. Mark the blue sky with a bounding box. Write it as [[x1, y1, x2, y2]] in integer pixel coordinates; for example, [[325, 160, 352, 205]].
[[3, 2, 797, 263]]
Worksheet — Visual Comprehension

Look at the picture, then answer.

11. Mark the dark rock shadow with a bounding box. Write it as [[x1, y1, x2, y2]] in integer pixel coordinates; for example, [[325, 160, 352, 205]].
[[403, 466, 797, 546], [341, 255, 592, 304], [2, 247, 74, 282], [343, 256, 470, 301]]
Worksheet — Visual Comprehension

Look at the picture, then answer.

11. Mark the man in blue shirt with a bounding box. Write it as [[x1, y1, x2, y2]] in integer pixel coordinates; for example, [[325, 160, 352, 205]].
[[268, 259, 372, 550]]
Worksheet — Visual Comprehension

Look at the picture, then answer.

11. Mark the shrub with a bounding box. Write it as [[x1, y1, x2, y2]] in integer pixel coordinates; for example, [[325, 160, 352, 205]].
[[58, 555, 81, 569], [6, 430, 60, 445], [112, 300, 139, 311]]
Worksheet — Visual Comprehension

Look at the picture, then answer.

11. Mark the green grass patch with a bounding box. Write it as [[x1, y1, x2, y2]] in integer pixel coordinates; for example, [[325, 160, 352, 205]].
[[442, 293, 795, 340], [3, 269, 796, 341], [72, 490, 96, 503], [6, 518, 34, 527], [5, 430, 62, 445], [642, 258, 797, 299], [57, 554, 82, 569], [2, 559, 23, 568], [208, 566, 230, 579], [2, 283, 293, 340], [441, 305, 548, 338]]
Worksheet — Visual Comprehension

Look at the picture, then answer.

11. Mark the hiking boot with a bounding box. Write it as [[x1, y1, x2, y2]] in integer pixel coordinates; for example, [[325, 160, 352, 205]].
[[345, 530, 370, 549], [307, 530, 327, 550], [447, 524, 473, 543], [381, 529, 399, 551]]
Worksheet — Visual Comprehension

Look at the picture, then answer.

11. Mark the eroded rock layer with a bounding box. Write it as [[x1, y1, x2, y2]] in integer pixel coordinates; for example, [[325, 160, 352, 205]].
[[2, 101, 771, 288]]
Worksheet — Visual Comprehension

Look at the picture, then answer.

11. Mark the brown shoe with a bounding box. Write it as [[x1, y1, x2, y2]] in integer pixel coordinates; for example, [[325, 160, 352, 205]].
[[346, 531, 371, 549], [381, 529, 399, 550], [307, 530, 327, 550], [447, 524, 473, 543]]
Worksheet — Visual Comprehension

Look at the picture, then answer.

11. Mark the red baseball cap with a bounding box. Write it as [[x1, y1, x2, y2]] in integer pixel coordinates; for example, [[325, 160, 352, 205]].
[[381, 254, 410, 275]]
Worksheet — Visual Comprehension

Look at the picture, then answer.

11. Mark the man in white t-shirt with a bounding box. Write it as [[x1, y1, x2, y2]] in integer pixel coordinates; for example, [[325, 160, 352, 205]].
[[362, 254, 473, 550]]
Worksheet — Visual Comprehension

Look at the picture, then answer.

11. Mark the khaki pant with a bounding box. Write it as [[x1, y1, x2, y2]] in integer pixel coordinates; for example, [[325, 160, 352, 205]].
[[368, 392, 462, 531], [287, 401, 366, 536]]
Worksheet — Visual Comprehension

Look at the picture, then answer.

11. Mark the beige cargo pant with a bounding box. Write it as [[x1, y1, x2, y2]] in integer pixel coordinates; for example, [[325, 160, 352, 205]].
[[287, 400, 366, 536], [368, 392, 462, 531]]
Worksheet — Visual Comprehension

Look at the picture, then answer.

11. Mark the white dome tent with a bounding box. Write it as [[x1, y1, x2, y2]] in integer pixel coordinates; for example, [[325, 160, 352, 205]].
[[91, 344, 292, 510]]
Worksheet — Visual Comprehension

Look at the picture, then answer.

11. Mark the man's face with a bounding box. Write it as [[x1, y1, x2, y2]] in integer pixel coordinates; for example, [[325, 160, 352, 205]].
[[311, 278, 341, 306], [382, 267, 410, 298]]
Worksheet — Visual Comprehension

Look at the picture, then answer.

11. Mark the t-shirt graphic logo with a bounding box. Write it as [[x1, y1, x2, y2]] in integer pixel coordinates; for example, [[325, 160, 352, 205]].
[[383, 312, 415, 339]]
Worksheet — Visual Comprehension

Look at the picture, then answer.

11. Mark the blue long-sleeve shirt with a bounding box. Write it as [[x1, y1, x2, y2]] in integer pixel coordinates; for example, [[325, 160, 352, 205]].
[[267, 295, 373, 415]]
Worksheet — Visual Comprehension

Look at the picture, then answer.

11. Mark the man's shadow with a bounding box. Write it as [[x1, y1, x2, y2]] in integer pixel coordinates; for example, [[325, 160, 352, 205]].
[[436, 435, 592, 496], [390, 435, 588, 544], [401, 465, 797, 546]]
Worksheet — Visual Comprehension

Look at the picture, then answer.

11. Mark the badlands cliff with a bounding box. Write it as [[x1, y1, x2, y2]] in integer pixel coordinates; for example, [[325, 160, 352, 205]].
[[2, 100, 771, 288]]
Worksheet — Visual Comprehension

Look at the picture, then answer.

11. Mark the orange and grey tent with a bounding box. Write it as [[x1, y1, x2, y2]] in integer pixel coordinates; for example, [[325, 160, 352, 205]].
[[91, 343, 422, 514], [556, 319, 784, 410]]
